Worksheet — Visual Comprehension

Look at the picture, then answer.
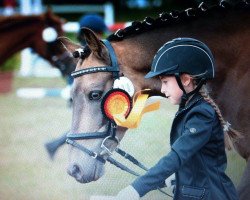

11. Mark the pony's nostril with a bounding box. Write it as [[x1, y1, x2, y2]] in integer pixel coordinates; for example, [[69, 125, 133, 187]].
[[67, 164, 83, 179], [72, 164, 80, 176]]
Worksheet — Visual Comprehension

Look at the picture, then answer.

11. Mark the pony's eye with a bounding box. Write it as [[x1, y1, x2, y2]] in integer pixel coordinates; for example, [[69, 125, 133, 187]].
[[89, 90, 103, 101]]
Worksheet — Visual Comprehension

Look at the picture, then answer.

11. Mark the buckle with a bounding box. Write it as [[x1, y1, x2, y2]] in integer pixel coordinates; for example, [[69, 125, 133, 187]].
[[91, 152, 98, 159], [101, 136, 119, 156]]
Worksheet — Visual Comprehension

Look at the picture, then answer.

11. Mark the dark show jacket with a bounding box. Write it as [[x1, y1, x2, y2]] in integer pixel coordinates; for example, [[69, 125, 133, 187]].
[[132, 94, 238, 200]]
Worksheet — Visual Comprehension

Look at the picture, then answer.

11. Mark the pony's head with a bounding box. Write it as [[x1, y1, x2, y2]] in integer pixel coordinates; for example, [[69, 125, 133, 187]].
[[61, 28, 130, 183]]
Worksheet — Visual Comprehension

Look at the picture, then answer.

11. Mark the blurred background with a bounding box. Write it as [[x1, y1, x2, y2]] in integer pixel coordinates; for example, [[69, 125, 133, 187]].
[[0, 0, 245, 200]]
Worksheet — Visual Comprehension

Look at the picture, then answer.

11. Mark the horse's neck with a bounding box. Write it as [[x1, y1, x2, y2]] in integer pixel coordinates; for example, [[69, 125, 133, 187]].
[[112, 38, 163, 95], [0, 16, 43, 65], [113, 9, 249, 96]]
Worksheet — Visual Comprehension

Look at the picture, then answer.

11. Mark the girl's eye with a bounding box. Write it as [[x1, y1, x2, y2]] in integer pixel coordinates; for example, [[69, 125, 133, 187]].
[[89, 90, 103, 100]]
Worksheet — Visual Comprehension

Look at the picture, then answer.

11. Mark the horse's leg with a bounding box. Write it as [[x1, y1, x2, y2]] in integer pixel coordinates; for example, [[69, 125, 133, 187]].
[[45, 132, 68, 160], [237, 158, 250, 200]]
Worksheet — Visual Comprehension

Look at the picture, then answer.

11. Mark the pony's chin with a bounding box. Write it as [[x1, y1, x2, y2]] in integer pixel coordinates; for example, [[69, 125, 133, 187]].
[[74, 163, 105, 184], [75, 174, 104, 183], [75, 173, 104, 183], [75, 177, 94, 183]]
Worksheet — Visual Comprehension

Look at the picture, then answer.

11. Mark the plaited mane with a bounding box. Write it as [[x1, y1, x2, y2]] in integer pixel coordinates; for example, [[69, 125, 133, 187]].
[[107, 0, 249, 41]]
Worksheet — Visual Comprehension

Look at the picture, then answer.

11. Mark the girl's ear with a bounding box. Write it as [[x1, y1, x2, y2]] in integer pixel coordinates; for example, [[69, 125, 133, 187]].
[[181, 74, 192, 86]]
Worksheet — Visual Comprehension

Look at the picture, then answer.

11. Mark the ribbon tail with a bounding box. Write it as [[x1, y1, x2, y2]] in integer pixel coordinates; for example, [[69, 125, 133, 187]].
[[114, 93, 160, 129], [142, 102, 160, 114], [114, 94, 148, 128]]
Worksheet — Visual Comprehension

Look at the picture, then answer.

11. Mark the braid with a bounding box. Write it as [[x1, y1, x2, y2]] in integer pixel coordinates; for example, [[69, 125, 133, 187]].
[[199, 85, 242, 150]]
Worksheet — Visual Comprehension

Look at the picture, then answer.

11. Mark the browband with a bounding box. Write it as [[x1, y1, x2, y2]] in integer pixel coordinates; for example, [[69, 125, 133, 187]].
[[71, 39, 120, 79], [71, 66, 119, 78]]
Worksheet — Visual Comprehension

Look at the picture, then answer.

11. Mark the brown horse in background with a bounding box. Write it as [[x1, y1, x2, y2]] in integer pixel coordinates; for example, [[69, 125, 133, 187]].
[[0, 10, 75, 76], [62, 1, 249, 199]]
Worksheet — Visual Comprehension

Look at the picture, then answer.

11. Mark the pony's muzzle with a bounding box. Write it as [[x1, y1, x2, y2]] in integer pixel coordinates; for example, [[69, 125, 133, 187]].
[[67, 163, 84, 181]]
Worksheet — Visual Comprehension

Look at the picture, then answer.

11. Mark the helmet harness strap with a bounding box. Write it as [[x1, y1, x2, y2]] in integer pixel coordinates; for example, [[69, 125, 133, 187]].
[[174, 73, 206, 109]]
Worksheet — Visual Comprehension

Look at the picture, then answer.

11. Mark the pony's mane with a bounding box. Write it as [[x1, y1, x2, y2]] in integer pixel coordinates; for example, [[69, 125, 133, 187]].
[[107, 0, 249, 41]]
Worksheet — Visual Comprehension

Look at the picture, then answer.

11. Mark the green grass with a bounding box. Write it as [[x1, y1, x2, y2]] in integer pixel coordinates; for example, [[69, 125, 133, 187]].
[[0, 53, 20, 72], [0, 76, 246, 200]]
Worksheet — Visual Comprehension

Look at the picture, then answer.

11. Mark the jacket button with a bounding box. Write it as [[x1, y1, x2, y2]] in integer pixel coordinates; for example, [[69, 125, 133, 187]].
[[190, 128, 197, 133]]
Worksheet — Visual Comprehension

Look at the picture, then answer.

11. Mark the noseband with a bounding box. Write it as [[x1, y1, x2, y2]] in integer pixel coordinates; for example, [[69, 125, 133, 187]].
[[66, 40, 172, 197]]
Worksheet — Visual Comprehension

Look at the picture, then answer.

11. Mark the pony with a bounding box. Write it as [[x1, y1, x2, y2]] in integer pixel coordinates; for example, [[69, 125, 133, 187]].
[[0, 10, 75, 76], [61, 1, 250, 199]]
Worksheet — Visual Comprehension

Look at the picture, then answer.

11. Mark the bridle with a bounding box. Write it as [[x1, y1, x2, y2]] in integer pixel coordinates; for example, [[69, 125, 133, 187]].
[[66, 39, 172, 197], [41, 26, 75, 77], [51, 51, 74, 77], [66, 39, 121, 164], [46, 41, 75, 77]]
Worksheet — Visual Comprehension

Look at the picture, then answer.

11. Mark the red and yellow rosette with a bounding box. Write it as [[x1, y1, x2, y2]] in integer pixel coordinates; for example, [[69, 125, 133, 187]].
[[102, 88, 132, 121], [113, 89, 160, 129]]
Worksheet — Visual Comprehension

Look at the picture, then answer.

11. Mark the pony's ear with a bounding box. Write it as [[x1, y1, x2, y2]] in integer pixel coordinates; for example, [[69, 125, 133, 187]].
[[81, 28, 105, 57], [46, 7, 53, 14], [44, 7, 54, 19], [58, 37, 82, 54], [44, 7, 66, 24]]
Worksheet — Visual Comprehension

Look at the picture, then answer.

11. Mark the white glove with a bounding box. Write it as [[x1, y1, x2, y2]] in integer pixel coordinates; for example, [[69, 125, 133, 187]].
[[115, 185, 140, 200], [165, 173, 176, 192]]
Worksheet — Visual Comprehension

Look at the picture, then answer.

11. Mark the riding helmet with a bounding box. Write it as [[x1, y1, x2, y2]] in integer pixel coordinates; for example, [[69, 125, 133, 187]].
[[79, 14, 108, 33], [145, 38, 215, 79]]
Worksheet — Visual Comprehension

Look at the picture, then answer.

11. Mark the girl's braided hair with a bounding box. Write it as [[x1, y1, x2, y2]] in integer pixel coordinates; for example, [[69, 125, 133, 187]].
[[199, 84, 242, 150]]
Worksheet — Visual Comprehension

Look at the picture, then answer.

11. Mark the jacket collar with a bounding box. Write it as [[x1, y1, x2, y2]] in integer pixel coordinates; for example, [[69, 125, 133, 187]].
[[175, 93, 203, 118]]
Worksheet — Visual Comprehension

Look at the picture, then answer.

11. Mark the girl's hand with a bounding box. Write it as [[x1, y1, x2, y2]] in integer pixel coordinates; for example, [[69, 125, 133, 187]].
[[165, 173, 176, 193], [115, 185, 140, 200]]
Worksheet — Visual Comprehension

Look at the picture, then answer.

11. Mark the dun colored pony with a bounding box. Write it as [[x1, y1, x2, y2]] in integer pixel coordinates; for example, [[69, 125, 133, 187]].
[[0, 10, 75, 76], [62, 1, 249, 199]]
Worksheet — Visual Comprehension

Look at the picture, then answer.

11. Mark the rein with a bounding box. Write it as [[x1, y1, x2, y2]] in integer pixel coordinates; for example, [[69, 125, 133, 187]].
[[66, 39, 172, 197]]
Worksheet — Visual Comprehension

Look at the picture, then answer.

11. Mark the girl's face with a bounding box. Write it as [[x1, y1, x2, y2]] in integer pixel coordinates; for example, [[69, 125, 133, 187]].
[[160, 74, 194, 105], [160, 76, 183, 105]]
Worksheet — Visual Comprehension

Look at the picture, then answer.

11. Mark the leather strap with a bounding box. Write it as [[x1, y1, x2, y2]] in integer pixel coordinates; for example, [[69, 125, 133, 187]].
[[66, 139, 106, 163]]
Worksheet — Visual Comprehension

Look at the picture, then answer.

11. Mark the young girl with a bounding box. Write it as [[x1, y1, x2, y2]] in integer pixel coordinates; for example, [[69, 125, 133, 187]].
[[115, 38, 239, 200]]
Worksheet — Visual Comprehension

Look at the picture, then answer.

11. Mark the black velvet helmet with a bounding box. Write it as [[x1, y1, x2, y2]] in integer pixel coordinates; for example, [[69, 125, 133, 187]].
[[145, 38, 216, 109], [145, 38, 215, 79]]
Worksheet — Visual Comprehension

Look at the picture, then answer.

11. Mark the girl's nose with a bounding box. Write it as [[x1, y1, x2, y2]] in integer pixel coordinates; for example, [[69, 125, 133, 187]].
[[161, 85, 165, 94]]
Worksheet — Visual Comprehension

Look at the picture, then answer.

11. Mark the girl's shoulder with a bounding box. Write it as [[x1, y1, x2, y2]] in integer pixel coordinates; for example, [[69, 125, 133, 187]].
[[188, 98, 216, 119]]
